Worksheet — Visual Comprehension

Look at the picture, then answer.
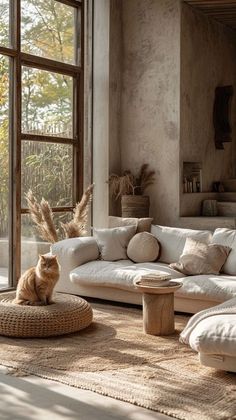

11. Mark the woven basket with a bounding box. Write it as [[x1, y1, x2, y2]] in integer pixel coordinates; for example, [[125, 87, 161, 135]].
[[121, 195, 150, 218], [0, 292, 93, 338]]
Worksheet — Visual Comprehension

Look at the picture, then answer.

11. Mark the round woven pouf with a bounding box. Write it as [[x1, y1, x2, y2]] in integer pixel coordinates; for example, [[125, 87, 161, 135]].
[[0, 292, 93, 338]]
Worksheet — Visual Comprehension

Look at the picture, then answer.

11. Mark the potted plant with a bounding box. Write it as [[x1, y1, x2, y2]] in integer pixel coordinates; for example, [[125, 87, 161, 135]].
[[108, 164, 155, 218]]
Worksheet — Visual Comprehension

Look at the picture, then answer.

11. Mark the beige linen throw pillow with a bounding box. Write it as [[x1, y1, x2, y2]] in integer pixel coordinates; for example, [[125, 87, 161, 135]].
[[170, 237, 231, 275], [93, 225, 136, 261], [127, 232, 160, 263]]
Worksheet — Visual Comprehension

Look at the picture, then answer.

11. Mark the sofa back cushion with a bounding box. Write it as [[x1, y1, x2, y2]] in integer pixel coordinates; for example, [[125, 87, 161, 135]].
[[108, 216, 153, 233], [151, 225, 212, 264], [212, 228, 236, 275], [93, 225, 136, 261]]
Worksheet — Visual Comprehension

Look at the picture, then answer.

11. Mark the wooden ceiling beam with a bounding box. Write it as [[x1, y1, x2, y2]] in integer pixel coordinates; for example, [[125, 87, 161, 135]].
[[187, 1, 236, 5], [184, 0, 236, 29]]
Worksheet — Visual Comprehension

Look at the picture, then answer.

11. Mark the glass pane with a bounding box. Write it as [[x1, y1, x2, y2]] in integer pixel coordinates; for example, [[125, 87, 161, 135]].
[[21, 212, 72, 271], [21, 141, 73, 208], [21, 214, 50, 272], [0, 54, 9, 289], [21, 0, 80, 65], [21, 67, 73, 138], [0, 0, 10, 47]]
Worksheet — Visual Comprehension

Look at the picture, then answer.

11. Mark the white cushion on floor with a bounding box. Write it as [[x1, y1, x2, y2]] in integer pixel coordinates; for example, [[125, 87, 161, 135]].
[[189, 314, 236, 357], [70, 260, 184, 291]]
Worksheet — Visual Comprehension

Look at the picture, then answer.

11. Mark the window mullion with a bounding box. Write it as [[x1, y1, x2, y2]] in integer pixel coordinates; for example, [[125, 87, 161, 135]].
[[20, 52, 81, 77], [11, 0, 21, 286], [21, 133, 75, 145], [56, 0, 82, 8]]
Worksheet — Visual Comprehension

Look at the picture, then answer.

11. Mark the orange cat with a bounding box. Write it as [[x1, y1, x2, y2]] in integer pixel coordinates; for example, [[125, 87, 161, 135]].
[[13, 254, 60, 306]]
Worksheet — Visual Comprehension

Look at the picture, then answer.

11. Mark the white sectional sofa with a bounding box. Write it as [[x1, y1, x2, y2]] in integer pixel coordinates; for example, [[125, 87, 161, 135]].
[[52, 225, 236, 315]]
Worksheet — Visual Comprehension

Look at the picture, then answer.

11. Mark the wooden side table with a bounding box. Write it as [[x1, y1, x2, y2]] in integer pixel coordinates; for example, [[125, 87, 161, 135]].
[[134, 281, 182, 336]]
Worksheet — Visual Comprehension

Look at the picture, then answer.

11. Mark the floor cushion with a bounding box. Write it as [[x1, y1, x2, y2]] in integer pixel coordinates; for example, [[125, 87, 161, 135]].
[[180, 297, 236, 372], [189, 313, 236, 357], [0, 292, 93, 338]]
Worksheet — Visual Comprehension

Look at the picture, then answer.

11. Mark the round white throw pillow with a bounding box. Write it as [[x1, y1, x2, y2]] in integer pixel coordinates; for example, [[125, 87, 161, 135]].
[[127, 232, 160, 263]]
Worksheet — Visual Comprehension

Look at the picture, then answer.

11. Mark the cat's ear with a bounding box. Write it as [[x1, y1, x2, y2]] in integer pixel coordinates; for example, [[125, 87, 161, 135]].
[[39, 254, 45, 261], [50, 254, 57, 259]]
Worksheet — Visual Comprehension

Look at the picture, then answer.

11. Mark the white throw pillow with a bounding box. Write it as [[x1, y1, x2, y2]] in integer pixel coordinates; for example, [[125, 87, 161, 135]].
[[108, 216, 153, 233], [212, 228, 236, 275], [127, 232, 160, 263], [93, 225, 136, 261], [151, 225, 212, 264]]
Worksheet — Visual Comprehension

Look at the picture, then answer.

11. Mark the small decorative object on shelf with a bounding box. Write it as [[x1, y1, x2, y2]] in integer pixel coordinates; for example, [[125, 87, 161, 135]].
[[108, 164, 155, 218], [202, 199, 218, 217], [212, 181, 224, 193], [213, 85, 233, 150], [183, 162, 202, 193]]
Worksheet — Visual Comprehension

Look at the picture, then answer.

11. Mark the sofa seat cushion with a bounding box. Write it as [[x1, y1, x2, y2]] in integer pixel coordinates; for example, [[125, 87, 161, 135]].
[[175, 274, 236, 303], [70, 261, 184, 291]]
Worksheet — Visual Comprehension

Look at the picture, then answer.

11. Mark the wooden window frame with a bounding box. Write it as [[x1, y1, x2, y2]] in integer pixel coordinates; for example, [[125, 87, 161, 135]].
[[0, 0, 84, 288]]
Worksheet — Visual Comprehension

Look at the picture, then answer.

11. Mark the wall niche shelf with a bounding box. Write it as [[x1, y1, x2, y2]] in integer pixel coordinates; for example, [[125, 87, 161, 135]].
[[181, 162, 236, 219], [181, 191, 236, 217], [179, 217, 236, 231], [183, 162, 202, 193]]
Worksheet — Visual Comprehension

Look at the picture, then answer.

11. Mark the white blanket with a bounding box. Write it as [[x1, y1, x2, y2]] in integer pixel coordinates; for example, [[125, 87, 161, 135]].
[[180, 297, 236, 344]]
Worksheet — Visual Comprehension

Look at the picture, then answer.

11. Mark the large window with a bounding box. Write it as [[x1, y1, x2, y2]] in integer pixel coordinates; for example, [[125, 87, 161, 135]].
[[0, 0, 83, 288]]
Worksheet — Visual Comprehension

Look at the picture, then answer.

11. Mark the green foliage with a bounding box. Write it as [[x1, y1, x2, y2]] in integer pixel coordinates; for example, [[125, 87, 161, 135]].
[[21, 142, 73, 208], [21, 0, 75, 64], [0, 0, 79, 236], [0, 55, 9, 236], [0, 1, 9, 47]]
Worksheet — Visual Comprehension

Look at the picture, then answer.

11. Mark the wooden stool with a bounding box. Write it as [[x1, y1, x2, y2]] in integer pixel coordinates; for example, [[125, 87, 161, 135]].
[[134, 281, 182, 336]]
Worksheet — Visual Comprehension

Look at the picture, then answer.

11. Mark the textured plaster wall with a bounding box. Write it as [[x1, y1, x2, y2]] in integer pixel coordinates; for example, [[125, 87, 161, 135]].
[[120, 0, 181, 226], [109, 0, 122, 215], [181, 4, 236, 195], [92, 0, 110, 228]]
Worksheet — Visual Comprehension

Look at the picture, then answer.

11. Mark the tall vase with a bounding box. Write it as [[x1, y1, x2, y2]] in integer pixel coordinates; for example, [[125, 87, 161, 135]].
[[121, 195, 150, 218]]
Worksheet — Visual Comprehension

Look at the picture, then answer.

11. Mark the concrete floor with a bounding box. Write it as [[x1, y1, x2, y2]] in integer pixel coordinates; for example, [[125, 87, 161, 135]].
[[0, 366, 173, 420]]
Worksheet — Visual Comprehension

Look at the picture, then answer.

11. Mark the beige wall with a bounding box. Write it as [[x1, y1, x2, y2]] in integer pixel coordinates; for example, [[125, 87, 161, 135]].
[[105, 0, 236, 225], [109, 0, 122, 216], [180, 3, 236, 194], [120, 0, 181, 226], [92, 0, 110, 228]]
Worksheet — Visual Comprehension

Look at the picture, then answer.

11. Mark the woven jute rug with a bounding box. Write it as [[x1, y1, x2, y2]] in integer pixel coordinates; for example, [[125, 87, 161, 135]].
[[0, 303, 235, 420]]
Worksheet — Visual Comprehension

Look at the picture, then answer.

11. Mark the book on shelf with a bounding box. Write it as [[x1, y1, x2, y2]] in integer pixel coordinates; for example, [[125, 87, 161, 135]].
[[183, 162, 202, 193]]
